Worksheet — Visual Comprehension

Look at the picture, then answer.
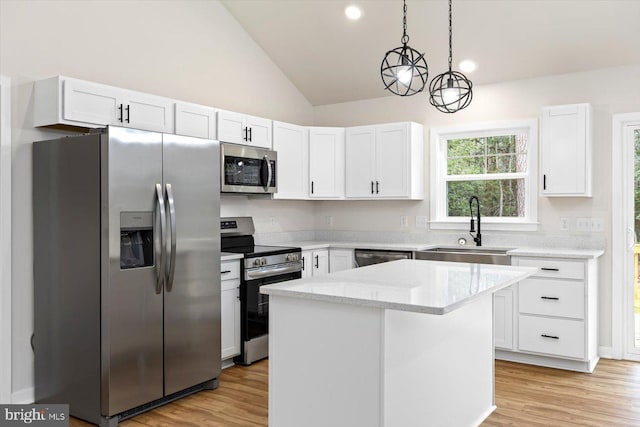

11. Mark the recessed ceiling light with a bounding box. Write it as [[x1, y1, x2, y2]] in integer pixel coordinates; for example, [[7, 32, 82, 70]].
[[345, 5, 362, 20], [459, 59, 477, 73]]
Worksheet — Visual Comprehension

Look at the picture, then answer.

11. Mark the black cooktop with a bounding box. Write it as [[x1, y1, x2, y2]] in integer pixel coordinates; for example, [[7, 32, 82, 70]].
[[222, 242, 300, 258]]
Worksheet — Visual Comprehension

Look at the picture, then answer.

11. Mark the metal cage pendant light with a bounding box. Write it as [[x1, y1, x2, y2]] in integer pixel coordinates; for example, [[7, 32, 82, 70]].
[[429, 0, 472, 113], [380, 0, 428, 96]]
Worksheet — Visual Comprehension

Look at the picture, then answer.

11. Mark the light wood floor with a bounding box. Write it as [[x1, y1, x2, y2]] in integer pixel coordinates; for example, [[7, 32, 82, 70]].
[[70, 358, 640, 426]]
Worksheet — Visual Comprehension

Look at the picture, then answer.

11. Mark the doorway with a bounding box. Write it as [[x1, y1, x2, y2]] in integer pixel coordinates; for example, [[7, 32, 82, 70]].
[[613, 112, 640, 360]]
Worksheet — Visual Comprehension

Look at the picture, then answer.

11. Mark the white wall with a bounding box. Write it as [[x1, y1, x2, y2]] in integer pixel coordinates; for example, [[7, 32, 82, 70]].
[[313, 64, 640, 349], [0, 0, 315, 401]]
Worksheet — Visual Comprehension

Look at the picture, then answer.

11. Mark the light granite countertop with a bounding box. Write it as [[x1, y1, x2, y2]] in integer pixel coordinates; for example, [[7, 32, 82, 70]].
[[261, 259, 537, 315], [221, 252, 243, 262], [267, 240, 604, 259]]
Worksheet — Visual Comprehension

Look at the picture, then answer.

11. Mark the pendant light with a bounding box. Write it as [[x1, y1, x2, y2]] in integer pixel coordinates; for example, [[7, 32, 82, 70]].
[[380, 0, 428, 97], [429, 0, 472, 113]]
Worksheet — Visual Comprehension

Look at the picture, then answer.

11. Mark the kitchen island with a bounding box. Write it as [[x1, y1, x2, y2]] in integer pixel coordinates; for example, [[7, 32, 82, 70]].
[[261, 259, 537, 427]]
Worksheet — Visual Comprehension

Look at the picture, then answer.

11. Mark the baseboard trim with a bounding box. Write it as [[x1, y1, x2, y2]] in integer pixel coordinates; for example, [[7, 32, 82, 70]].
[[11, 387, 34, 404], [598, 346, 614, 359]]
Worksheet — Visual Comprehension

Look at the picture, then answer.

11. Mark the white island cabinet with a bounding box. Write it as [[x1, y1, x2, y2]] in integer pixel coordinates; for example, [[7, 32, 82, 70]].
[[262, 260, 536, 427]]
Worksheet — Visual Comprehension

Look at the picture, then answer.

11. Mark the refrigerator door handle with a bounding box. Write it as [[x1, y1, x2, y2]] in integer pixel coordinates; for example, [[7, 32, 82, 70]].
[[155, 183, 167, 294], [165, 183, 177, 292]]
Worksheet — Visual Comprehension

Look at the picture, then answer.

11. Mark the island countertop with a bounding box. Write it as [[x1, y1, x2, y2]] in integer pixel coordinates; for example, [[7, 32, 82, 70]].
[[261, 259, 537, 315]]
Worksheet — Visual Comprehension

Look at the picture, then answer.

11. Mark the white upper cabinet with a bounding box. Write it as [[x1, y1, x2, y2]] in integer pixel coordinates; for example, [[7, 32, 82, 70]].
[[217, 110, 272, 149], [34, 76, 174, 133], [272, 121, 309, 200], [175, 101, 217, 139], [345, 126, 376, 198], [345, 122, 424, 199], [309, 127, 345, 199], [540, 103, 592, 197]]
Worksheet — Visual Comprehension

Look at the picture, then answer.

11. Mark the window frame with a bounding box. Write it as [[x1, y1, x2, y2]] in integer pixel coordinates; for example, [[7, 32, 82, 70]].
[[429, 119, 539, 231]]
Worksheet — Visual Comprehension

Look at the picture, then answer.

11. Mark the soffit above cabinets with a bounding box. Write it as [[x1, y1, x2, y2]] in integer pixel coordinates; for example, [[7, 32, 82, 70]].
[[221, 0, 640, 106]]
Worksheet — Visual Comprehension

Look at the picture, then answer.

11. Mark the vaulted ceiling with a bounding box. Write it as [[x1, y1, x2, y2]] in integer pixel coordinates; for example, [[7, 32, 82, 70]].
[[221, 0, 640, 106]]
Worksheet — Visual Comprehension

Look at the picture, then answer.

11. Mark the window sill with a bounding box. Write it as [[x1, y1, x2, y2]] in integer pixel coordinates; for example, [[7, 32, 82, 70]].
[[429, 220, 539, 232]]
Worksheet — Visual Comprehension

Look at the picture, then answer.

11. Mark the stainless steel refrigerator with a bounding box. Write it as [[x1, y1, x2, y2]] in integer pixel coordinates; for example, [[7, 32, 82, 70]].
[[33, 126, 221, 427]]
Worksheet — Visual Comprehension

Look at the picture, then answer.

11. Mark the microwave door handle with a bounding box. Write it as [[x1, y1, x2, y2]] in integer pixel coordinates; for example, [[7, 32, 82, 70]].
[[261, 155, 271, 192]]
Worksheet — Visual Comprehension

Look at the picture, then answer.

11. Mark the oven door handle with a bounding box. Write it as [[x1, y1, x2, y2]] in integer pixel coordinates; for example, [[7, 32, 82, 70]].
[[246, 263, 301, 279]]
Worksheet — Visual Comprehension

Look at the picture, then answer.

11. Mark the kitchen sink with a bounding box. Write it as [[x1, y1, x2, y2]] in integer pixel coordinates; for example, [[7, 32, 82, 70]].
[[414, 246, 512, 265]]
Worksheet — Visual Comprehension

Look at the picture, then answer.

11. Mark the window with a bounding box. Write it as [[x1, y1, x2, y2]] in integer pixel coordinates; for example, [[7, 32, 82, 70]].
[[430, 119, 538, 231]]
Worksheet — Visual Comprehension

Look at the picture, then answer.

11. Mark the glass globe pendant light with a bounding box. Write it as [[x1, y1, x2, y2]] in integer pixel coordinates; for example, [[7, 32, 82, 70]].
[[380, 0, 428, 96], [429, 0, 472, 113]]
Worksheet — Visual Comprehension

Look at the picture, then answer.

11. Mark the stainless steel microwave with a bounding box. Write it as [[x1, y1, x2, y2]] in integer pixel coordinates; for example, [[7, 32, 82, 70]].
[[221, 143, 277, 194]]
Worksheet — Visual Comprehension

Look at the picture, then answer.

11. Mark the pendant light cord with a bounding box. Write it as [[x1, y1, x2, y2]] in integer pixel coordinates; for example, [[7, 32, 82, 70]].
[[448, 0, 453, 72], [401, 0, 409, 45]]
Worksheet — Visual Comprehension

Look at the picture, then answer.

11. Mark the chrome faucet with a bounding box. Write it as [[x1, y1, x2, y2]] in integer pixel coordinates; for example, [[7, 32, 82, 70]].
[[469, 195, 481, 246]]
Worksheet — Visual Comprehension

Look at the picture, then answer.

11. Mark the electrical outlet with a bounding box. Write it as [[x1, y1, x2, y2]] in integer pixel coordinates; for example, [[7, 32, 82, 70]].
[[415, 216, 428, 228], [576, 217, 602, 232], [560, 217, 569, 231], [400, 216, 408, 228]]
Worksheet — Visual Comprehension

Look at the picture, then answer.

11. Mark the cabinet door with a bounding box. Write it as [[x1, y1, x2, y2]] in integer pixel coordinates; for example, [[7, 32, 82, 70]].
[[494, 288, 513, 350], [63, 78, 121, 126], [375, 123, 409, 198], [218, 111, 246, 144], [312, 250, 329, 276], [246, 115, 273, 149], [541, 104, 591, 196], [175, 102, 217, 139], [301, 250, 313, 278], [309, 127, 345, 199], [329, 249, 354, 273], [273, 121, 309, 199], [221, 280, 241, 360], [122, 91, 175, 133], [345, 126, 376, 198]]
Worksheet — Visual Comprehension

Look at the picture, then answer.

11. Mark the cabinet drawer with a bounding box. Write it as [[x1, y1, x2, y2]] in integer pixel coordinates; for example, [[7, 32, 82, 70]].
[[519, 315, 585, 359], [221, 277, 240, 291], [516, 258, 584, 280], [221, 261, 240, 281], [519, 278, 584, 319]]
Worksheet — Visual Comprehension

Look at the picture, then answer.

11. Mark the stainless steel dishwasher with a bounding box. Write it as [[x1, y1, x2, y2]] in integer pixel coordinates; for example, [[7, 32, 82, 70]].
[[354, 248, 413, 267]]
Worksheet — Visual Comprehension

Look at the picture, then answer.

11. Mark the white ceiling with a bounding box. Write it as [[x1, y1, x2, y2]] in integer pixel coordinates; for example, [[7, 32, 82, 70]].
[[221, 0, 640, 106]]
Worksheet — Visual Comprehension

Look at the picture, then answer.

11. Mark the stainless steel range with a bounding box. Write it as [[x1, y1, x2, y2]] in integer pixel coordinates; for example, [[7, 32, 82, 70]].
[[221, 217, 302, 365]]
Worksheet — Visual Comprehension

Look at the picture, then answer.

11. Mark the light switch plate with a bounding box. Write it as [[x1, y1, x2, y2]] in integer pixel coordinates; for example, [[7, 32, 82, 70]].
[[576, 217, 602, 232]]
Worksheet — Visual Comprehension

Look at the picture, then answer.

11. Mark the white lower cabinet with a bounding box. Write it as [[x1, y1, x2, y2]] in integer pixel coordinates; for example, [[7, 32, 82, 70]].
[[221, 260, 241, 361], [301, 249, 329, 278], [496, 255, 599, 373], [518, 315, 585, 359], [329, 249, 354, 273]]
